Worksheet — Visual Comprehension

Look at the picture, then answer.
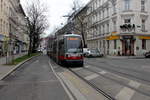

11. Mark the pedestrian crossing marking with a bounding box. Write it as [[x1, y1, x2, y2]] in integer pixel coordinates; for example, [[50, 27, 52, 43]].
[[72, 68, 82, 71], [85, 65, 90, 68], [98, 71, 107, 75], [129, 80, 141, 89], [84, 73, 99, 81], [115, 80, 141, 100]]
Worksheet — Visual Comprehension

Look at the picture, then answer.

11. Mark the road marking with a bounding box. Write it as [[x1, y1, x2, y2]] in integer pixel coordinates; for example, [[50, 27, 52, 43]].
[[59, 73, 87, 100], [48, 61, 75, 100], [142, 65, 150, 70], [84, 73, 99, 81], [72, 68, 82, 71], [115, 80, 141, 100], [129, 80, 141, 89], [85, 65, 90, 68], [99, 71, 107, 75]]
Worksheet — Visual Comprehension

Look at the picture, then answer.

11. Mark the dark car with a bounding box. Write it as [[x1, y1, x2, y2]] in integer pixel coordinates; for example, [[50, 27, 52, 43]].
[[145, 51, 150, 58]]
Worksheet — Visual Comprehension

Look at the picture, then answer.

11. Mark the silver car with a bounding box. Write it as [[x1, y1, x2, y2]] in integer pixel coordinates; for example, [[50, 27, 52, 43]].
[[86, 48, 103, 57]]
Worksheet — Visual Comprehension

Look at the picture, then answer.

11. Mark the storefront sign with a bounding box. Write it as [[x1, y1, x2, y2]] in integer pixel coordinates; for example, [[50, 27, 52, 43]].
[[122, 36, 133, 39], [106, 36, 120, 40], [139, 36, 150, 40]]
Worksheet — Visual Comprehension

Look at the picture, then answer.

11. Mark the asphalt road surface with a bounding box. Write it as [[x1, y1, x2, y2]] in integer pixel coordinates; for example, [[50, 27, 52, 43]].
[[0, 55, 71, 100], [79, 57, 150, 100], [0, 55, 150, 100]]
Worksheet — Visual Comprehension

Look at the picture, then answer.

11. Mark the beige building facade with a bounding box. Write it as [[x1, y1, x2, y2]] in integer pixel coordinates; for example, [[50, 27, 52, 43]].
[[0, 0, 29, 56], [0, 0, 10, 55]]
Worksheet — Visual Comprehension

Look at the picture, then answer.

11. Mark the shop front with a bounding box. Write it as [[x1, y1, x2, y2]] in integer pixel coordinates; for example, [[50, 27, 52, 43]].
[[120, 35, 136, 56]]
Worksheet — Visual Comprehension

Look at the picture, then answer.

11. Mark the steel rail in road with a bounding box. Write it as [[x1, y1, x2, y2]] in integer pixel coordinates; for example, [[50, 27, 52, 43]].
[[68, 68, 116, 100], [84, 62, 150, 97], [85, 60, 150, 84]]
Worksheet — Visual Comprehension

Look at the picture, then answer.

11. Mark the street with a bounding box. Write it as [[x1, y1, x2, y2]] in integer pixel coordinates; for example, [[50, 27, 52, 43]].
[[83, 58, 150, 100], [0, 55, 150, 100], [0, 56, 70, 100]]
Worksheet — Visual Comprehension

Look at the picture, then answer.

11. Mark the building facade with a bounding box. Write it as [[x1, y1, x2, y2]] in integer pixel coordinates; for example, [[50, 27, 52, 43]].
[[0, 0, 29, 56], [0, 0, 10, 56], [85, 0, 150, 56]]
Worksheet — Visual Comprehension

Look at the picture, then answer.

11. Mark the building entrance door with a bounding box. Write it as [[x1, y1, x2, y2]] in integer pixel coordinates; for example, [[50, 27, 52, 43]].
[[121, 36, 135, 56]]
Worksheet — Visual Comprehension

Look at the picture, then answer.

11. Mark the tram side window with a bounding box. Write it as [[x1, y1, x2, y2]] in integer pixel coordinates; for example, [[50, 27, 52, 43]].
[[53, 42, 57, 54], [59, 40, 64, 54]]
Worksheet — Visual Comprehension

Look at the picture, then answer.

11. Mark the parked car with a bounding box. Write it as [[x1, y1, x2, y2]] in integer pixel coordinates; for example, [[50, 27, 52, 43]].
[[86, 48, 103, 57], [83, 48, 90, 56], [144, 51, 150, 58]]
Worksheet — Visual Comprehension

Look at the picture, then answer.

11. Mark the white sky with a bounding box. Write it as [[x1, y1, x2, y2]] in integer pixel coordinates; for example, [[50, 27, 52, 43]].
[[20, 0, 90, 36]]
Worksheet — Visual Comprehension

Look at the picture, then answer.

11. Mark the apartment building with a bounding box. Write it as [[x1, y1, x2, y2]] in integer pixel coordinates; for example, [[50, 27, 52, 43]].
[[0, 0, 28, 56], [0, 0, 10, 55], [85, 0, 150, 56]]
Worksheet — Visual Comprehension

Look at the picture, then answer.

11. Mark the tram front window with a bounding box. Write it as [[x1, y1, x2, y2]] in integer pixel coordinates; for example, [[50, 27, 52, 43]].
[[67, 37, 83, 53]]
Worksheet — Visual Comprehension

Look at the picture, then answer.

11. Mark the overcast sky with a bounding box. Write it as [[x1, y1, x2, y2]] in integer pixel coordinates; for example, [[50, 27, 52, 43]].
[[20, 0, 90, 36]]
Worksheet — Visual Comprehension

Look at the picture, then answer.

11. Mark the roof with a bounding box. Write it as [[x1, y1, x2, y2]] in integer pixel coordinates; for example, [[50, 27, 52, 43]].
[[64, 33, 81, 37]]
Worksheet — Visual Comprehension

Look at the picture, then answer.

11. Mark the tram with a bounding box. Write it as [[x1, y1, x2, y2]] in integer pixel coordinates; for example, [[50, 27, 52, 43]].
[[47, 33, 84, 66]]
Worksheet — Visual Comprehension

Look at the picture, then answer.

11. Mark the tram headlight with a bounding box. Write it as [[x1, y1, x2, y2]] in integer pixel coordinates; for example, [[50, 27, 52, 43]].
[[66, 54, 71, 58]]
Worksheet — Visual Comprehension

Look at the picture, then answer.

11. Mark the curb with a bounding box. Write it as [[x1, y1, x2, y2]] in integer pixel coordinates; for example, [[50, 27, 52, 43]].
[[105, 56, 145, 59], [0, 55, 41, 80]]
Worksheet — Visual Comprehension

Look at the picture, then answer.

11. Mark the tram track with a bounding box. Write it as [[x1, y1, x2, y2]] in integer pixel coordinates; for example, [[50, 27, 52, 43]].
[[68, 68, 116, 100], [50, 58, 150, 99], [50, 59, 116, 100], [82, 66, 150, 97], [85, 60, 150, 85]]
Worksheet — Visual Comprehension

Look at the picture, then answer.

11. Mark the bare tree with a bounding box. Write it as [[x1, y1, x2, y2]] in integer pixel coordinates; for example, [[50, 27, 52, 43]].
[[71, 0, 88, 48], [26, 0, 48, 55]]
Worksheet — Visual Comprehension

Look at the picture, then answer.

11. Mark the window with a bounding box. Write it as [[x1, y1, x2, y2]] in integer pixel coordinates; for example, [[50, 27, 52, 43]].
[[124, 19, 131, 24], [99, 26, 101, 34], [124, 0, 130, 10], [107, 8, 109, 17], [103, 10, 105, 19], [113, 20, 117, 32], [142, 39, 146, 49], [103, 25, 105, 34], [113, 4, 116, 14], [141, 19, 146, 32], [107, 23, 109, 33], [141, 0, 145, 12]]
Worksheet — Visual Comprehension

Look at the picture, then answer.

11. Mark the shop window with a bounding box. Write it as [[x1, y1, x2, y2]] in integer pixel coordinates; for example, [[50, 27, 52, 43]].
[[142, 39, 146, 49], [114, 40, 117, 49], [141, 19, 146, 32]]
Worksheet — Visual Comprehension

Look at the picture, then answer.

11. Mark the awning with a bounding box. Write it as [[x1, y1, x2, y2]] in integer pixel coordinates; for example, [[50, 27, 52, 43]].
[[106, 36, 120, 40], [139, 36, 150, 40]]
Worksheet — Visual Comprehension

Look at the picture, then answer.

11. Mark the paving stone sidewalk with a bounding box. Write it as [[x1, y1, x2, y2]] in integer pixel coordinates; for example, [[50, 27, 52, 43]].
[[0, 52, 27, 80]]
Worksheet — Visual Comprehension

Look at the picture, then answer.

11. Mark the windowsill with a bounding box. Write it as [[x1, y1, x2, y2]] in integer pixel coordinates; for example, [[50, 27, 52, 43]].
[[140, 11, 148, 13], [141, 30, 148, 32], [122, 10, 133, 12]]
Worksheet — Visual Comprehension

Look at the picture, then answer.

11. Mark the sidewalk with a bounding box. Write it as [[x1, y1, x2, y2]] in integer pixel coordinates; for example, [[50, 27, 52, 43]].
[[0, 52, 27, 80], [106, 55, 145, 59]]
